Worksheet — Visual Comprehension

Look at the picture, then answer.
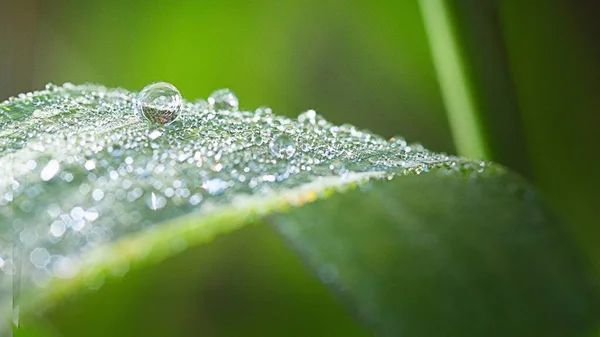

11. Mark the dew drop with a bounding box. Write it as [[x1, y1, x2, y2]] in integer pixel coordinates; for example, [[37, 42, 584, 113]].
[[92, 189, 105, 201], [40, 160, 60, 181], [329, 159, 348, 176], [30, 248, 50, 269], [255, 106, 273, 116], [136, 82, 182, 125], [148, 129, 163, 140], [298, 109, 325, 126], [84, 160, 96, 171], [269, 134, 296, 159], [388, 135, 407, 148], [201, 178, 229, 195], [44, 82, 58, 91], [194, 98, 209, 110], [50, 220, 66, 237], [207, 88, 239, 111], [298, 109, 316, 123], [189, 193, 203, 205], [147, 192, 166, 210], [249, 133, 264, 146]]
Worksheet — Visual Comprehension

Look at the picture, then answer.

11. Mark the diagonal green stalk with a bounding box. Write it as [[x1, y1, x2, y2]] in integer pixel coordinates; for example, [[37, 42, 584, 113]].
[[419, 0, 530, 177], [419, 0, 488, 160]]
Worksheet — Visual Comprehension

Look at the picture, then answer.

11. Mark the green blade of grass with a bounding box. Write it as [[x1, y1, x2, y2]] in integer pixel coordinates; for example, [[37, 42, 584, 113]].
[[419, 0, 530, 177]]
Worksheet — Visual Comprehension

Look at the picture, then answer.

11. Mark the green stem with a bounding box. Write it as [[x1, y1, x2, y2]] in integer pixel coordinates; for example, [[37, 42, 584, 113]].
[[419, 0, 530, 177]]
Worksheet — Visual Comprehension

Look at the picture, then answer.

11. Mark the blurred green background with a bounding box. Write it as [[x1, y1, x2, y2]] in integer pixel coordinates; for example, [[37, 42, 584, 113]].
[[2, 0, 600, 336]]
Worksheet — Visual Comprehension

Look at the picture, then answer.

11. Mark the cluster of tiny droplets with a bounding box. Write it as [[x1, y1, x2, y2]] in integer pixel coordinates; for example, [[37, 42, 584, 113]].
[[0, 82, 489, 299]]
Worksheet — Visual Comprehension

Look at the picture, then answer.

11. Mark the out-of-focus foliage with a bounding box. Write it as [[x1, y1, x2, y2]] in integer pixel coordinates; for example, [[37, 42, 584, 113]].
[[501, 0, 600, 272]]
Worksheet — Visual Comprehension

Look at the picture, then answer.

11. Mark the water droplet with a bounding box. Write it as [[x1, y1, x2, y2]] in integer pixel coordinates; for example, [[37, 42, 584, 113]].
[[189, 193, 203, 205], [298, 109, 326, 126], [298, 109, 316, 123], [45, 82, 58, 91], [207, 88, 239, 111], [201, 178, 229, 195], [84, 160, 96, 171], [249, 133, 264, 145], [30, 248, 50, 269], [329, 159, 348, 176], [269, 134, 296, 159], [40, 160, 60, 181], [389, 136, 406, 148], [147, 192, 167, 210], [32, 108, 60, 119], [50, 220, 66, 237], [148, 129, 163, 140], [92, 189, 104, 201], [136, 82, 182, 125], [194, 98, 209, 110], [255, 106, 273, 116]]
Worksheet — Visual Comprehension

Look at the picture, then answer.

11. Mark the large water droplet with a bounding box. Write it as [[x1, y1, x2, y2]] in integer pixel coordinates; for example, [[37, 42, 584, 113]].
[[136, 82, 182, 125], [269, 134, 296, 159], [207, 89, 239, 111]]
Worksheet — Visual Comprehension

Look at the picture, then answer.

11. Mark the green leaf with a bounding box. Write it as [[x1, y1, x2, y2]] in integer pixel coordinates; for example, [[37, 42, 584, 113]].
[[1, 84, 597, 336], [274, 168, 599, 336]]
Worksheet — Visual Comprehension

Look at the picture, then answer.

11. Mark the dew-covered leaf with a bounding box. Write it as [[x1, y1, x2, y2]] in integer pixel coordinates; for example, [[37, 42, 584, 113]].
[[0, 83, 598, 336]]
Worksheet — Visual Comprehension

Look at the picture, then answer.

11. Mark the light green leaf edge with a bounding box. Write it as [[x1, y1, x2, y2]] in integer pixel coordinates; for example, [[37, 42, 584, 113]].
[[23, 172, 377, 318]]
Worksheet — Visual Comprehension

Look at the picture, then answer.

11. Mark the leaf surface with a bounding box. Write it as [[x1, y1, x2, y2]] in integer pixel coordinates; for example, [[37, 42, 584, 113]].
[[0, 84, 597, 336]]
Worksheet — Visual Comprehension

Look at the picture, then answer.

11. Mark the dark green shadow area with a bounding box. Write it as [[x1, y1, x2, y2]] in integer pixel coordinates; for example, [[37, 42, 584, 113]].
[[274, 169, 600, 337], [501, 0, 600, 275]]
